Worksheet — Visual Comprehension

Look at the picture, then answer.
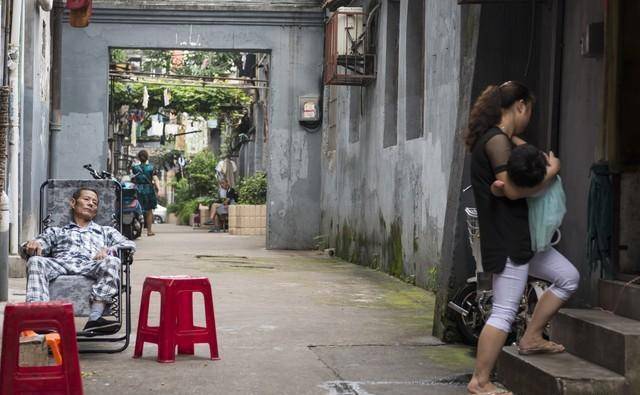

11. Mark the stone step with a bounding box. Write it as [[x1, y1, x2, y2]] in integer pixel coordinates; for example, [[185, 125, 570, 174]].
[[599, 279, 640, 321], [551, 308, 640, 392], [497, 346, 627, 395]]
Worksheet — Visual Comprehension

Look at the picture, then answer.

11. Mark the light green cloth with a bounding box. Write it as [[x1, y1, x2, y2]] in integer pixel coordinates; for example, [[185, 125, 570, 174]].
[[527, 176, 566, 252]]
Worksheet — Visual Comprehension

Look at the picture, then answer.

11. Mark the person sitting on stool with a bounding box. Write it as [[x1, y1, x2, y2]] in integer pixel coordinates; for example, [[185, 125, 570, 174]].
[[206, 178, 238, 232]]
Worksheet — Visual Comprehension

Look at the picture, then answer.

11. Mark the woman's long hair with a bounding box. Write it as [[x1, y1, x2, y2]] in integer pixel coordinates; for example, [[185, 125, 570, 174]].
[[464, 81, 535, 151]]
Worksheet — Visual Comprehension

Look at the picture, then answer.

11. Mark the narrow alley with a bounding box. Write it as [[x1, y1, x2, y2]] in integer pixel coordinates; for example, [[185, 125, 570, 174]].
[[2, 1, 638, 394], [4, 225, 474, 395]]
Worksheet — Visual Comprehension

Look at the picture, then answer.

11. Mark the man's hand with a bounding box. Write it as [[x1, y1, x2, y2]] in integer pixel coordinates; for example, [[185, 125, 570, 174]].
[[23, 240, 43, 257], [491, 180, 506, 197], [93, 248, 109, 261]]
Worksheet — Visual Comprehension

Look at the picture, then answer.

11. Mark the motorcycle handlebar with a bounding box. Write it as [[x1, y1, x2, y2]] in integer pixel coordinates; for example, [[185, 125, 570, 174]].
[[83, 164, 117, 181]]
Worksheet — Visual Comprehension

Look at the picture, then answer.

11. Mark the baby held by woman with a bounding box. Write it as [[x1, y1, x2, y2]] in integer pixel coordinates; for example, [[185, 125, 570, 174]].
[[505, 144, 567, 252]]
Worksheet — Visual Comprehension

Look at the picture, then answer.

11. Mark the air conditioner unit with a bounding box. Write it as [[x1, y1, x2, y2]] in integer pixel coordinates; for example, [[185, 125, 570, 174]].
[[324, 7, 376, 86], [335, 7, 364, 56]]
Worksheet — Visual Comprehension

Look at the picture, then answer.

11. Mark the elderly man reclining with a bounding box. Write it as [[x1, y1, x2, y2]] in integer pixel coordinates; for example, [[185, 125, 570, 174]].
[[20, 187, 136, 334]]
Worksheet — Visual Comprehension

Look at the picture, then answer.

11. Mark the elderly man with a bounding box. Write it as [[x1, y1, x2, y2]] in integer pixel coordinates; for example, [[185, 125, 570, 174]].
[[21, 187, 135, 333]]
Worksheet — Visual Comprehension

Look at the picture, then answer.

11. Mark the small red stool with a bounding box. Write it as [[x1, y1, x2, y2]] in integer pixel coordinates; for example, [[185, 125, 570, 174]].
[[133, 276, 220, 363], [0, 302, 83, 395]]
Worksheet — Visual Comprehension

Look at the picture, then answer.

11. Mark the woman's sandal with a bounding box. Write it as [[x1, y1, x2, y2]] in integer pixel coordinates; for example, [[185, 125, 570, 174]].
[[517, 340, 565, 355], [147, 232, 156, 236], [468, 389, 512, 395]]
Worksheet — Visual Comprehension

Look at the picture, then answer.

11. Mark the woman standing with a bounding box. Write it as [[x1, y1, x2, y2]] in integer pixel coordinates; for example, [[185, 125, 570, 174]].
[[132, 150, 159, 236], [465, 81, 580, 395]]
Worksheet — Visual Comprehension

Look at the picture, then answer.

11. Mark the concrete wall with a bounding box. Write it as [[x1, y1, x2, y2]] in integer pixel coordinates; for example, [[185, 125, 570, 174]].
[[557, 0, 605, 306], [57, 4, 323, 249], [17, 1, 51, 243], [320, 0, 465, 289]]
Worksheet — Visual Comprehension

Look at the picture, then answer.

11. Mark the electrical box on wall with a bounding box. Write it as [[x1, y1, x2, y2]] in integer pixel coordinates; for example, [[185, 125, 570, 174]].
[[299, 96, 321, 122]]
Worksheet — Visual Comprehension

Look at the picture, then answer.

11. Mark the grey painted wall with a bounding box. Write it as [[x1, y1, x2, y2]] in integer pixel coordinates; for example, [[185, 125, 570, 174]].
[[320, 0, 464, 289], [19, 1, 51, 243], [57, 5, 324, 249]]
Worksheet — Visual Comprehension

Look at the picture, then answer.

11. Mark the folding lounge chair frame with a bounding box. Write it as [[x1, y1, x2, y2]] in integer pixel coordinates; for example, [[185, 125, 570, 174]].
[[36, 179, 133, 353]]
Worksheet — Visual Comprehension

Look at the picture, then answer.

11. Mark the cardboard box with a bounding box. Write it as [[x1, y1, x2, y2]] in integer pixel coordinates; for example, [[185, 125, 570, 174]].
[[19, 334, 49, 367]]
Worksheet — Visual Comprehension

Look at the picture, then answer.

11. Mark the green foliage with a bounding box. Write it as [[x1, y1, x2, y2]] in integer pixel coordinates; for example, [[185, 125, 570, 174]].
[[150, 149, 183, 175], [185, 150, 218, 197], [167, 150, 219, 224], [425, 266, 438, 292], [175, 51, 240, 77], [110, 81, 250, 121], [237, 172, 267, 205], [140, 50, 172, 73], [170, 196, 213, 225], [111, 49, 128, 64], [314, 234, 329, 251], [138, 49, 240, 77]]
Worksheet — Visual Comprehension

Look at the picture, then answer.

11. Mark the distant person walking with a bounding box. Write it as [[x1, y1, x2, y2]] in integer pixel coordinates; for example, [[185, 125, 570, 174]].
[[464, 81, 580, 395], [132, 150, 160, 236]]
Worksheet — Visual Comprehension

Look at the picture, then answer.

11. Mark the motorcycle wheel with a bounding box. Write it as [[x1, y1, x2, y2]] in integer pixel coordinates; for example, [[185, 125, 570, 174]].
[[132, 217, 143, 239], [123, 224, 133, 240], [453, 283, 489, 346]]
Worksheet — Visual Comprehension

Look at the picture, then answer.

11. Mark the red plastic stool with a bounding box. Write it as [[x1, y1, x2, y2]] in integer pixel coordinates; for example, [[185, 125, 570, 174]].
[[133, 276, 220, 363], [0, 302, 83, 395]]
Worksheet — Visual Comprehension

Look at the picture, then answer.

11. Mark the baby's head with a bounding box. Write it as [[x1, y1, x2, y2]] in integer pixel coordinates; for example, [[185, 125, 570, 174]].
[[507, 144, 548, 188]]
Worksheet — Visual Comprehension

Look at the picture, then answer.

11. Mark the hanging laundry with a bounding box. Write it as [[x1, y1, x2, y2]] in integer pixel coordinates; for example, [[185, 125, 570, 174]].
[[239, 53, 257, 78], [148, 114, 164, 137], [215, 158, 238, 187], [164, 124, 179, 136], [130, 120, 137, 147], [142, 86, 149, 109], [163, 88, 172, 106]]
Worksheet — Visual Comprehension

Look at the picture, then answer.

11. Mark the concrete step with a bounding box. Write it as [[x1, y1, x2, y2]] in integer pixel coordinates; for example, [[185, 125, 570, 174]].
[[497, 346, 627, 395], [551, 308, 640, 393], [599, 279, 640, 321]]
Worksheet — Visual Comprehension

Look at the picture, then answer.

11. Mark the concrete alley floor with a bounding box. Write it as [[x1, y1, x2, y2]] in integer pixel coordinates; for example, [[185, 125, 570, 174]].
[[4, 224, 475, 395]]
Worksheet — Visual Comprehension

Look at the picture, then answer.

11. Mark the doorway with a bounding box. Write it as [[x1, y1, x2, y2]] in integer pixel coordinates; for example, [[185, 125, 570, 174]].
[[108, 48, 270, 238], [607, 0, 640, 277]]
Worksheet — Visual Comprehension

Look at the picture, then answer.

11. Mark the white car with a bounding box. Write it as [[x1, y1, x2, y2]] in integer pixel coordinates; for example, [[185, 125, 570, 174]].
[[153, 204, 167, 224]]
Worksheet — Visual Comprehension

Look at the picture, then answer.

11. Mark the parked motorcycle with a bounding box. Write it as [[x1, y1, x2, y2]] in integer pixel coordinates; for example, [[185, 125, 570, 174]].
[[120, 180, 144, 240], [447, 188, 550, 345], [83, 164, 143, 240]]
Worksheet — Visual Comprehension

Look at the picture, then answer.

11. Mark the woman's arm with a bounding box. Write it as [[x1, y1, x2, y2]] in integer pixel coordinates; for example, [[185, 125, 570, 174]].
[[511, 135, 527, 146], [494, 151, 561, 200], [152, 174, 160, 193]]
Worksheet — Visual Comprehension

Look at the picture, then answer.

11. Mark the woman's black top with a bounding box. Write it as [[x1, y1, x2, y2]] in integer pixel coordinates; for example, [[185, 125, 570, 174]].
[[470, 127, 533, 273]]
